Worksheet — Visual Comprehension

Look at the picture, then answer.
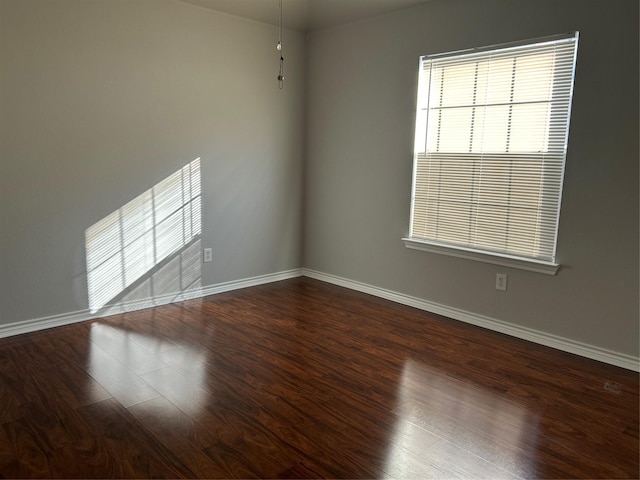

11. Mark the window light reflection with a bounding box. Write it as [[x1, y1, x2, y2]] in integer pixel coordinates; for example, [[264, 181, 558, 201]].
[[383, 359, 539, 478], [89, 323, 207, 414]]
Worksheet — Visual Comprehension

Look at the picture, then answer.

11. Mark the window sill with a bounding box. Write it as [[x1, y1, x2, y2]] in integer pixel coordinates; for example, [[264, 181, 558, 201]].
[[401, 238, 560, 275]]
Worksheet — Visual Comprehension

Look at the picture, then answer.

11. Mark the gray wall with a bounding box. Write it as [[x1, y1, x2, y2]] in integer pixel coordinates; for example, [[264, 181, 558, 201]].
[[1, 0, 638, 361], [0, 0, 305, 324], [304, 0, 639, 357]]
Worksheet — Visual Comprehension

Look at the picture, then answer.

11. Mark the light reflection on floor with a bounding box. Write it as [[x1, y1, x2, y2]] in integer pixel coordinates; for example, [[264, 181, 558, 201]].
[[88, 323, 207, 415], [383, 359, 539, 479]]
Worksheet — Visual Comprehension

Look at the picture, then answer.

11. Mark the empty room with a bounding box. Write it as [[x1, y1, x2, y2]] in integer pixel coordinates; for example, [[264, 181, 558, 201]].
[[0, 0, 638, 478]]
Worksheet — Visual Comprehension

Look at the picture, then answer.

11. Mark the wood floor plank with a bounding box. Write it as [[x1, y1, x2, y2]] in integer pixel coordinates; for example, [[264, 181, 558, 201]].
[[127, 397, 236, 478], [0, 277, 637, 478], [2, 417, 55, 478], [77, 398, 195, 478], [81, 342, 162, 408], [0, 341, 108, 424], [275, 460, 336, 479], [0, 426, 18, 475]]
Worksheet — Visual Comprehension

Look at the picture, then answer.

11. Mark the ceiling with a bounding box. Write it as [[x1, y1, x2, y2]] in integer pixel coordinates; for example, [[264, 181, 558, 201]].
[[178, 0, 432, 32]]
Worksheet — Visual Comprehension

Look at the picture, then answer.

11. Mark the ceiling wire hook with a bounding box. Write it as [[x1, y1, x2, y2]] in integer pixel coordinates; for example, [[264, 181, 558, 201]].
[[277, 0, 284, 89]]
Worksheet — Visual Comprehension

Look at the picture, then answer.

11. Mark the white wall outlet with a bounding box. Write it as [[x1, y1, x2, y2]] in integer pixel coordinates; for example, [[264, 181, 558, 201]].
[[496, 273, 507, 291], [203, 248, 213, 263]]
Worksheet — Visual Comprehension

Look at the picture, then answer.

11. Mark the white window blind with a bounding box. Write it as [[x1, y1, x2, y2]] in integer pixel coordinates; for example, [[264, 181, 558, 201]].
[[408, 33, 579, 266]]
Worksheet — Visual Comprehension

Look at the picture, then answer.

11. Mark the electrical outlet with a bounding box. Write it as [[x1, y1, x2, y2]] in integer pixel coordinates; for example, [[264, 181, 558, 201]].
[[203, 248, 213, 263], [496, 273, 507, 291]]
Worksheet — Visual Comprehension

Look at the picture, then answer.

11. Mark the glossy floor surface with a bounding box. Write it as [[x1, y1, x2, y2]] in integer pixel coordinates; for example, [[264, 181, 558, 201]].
[[0, 277, 638, 478]]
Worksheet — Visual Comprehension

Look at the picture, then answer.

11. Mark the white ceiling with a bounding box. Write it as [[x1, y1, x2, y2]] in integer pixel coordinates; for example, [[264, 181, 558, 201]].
[[178, 0, 432, 32]]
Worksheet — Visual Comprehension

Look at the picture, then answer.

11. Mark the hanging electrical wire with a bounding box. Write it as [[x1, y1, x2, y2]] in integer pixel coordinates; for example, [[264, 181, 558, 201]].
[[277, 0, 284, 89]]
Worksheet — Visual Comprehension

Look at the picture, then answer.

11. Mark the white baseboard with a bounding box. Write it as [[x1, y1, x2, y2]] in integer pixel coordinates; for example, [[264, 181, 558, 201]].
[[0, 268, 304, 340], [200, 268, 304, 297], [2, 266, 636, 372], [0, 309, 99, 339], [302, 269, 640, 372]]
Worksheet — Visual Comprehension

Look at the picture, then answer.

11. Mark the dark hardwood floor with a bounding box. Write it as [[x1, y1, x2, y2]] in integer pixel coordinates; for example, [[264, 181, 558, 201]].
[[0, 277, 638, 479]]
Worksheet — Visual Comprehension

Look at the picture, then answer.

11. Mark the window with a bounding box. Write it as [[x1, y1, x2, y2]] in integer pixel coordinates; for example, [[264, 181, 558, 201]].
[[403, 33, 579, 274]]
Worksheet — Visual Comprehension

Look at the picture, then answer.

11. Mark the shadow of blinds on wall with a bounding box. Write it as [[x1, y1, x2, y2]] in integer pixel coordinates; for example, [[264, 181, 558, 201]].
[[85, 158, 202, 313]]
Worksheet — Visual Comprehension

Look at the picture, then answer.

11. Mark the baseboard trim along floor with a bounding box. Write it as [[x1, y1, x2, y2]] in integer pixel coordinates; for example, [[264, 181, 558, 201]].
[[302, 269, 639, 372], [1, 266, 637, 372], [0, 268, 304, 340]]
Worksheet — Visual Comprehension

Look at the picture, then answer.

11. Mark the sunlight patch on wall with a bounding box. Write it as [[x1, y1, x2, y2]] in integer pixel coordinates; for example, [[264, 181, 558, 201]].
[[86, 158, 202, 313], [99, 238, 203, 316]]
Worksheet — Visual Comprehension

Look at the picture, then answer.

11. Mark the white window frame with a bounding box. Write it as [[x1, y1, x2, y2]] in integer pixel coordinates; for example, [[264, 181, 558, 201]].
[[403, 33, 579, 275]]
